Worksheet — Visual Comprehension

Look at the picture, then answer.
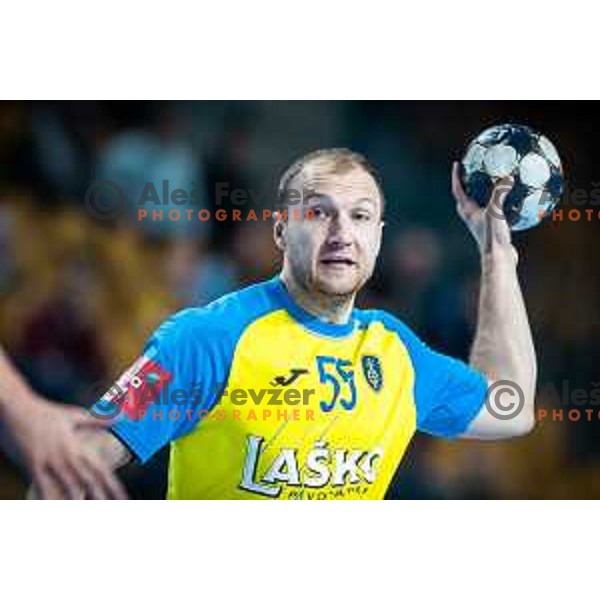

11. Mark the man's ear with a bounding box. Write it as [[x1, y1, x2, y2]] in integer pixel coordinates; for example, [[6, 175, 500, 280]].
[[273, 213, 286, 251], [374, 220, 384, 255]]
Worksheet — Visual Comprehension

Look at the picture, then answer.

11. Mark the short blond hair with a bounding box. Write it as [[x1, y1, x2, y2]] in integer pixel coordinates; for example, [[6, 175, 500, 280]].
[[276, 148, 385, 213]]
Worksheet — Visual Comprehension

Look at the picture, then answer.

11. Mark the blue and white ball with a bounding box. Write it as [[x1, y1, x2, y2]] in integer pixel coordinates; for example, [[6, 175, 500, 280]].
[[460, 123, 564, 231]]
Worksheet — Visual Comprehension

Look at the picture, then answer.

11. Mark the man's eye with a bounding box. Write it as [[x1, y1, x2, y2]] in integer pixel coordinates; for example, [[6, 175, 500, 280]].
[[353, 211, 372, 222], [310, 207, 326, 218]]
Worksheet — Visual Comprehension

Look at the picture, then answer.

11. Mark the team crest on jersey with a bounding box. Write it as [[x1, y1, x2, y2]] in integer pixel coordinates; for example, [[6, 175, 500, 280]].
[[361, 355, 383, 392]]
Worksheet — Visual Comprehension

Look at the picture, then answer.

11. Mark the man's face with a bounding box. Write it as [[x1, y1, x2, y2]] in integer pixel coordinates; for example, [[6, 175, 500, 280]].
[[277, 164, 384, 297]]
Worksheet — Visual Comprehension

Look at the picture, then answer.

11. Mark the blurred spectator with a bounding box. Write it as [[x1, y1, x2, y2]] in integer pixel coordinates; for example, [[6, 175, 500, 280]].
[[232, 220, 280, 285], [384, 226, 473, 358], [97, 105, 208, 240], [17, 256, 107, 402], [0, 196, 14, 291], [204, 111, 255, 251], [164, 238, 238, 307]]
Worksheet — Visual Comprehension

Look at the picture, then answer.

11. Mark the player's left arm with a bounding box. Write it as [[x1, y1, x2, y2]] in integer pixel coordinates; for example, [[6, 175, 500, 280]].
[[452, 162, 537, 439]]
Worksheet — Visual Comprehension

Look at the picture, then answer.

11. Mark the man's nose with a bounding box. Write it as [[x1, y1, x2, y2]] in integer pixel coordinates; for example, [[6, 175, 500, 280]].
[[327, 212, 353, 245]]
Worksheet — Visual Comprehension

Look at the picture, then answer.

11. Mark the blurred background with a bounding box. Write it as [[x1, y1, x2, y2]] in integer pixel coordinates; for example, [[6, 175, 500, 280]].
[[1, 100, 599, 499]]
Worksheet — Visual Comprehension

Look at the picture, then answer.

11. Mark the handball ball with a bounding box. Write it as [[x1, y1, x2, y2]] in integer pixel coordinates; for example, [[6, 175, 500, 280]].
[[460, 123, 564, 231]]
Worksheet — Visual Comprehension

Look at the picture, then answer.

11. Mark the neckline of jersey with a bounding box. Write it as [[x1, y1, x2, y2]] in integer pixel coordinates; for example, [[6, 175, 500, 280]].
[[270, 276, 357, 338]]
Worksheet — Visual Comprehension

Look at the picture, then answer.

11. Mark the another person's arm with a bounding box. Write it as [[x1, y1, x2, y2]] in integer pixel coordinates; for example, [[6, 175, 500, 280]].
[[27, 429, 131, 499], [0, 346, 127, 499]]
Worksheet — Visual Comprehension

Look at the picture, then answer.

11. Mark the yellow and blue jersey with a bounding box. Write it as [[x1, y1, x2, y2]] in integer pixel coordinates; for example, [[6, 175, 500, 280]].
[[101, 276, 487, 499]]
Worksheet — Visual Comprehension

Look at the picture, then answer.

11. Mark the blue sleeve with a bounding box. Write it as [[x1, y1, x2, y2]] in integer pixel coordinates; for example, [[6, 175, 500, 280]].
[[94, 281, 280, 463], [98, 309, 230, 464], [379, 311, 488, 438]]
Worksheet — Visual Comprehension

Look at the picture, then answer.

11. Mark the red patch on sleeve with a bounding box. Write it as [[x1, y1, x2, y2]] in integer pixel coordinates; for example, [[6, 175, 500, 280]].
[[113, 357, 173, 421]]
